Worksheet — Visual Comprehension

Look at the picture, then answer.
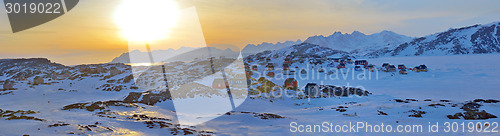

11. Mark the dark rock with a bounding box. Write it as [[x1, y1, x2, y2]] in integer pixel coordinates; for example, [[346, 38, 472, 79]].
[[440, 100, 451, 102], [408, 110, 426, 118], [123, 92, 142, 103], [428, 103, 445, 107], [377, 110, 388, 115], [447, 113, 463, 119], [394, 99, 409, 103]]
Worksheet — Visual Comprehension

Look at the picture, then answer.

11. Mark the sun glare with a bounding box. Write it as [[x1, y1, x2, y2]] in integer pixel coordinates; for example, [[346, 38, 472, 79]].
[[114, 0, 180, 42]]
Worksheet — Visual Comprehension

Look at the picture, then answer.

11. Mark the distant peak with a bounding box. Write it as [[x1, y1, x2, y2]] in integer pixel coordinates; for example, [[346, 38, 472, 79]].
[[380, 30, 395, 34], [130, 49, 142, 53], [332, 31, 343, 36], [351, 31, 365, 36]]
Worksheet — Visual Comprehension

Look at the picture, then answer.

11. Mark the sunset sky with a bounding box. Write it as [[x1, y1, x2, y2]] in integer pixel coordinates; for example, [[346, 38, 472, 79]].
[[1, 0, 500, 65]]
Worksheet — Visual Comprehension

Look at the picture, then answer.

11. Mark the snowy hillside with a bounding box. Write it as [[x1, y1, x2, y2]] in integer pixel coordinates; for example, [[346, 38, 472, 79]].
[[304, 30, 412, 54], [367, 22, 500, 57], [1, 53, 500, 135], [242, 39, 303, 56]]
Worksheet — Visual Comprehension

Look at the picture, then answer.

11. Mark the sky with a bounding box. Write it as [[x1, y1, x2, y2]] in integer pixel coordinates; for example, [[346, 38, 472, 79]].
[[0, 0, 500, 65]]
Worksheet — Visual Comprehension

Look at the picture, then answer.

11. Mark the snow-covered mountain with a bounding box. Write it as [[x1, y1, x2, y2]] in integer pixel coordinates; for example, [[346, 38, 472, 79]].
[[111, 47, 237, 63], [366, 22, 500, 57], [241, 30, 411, 57], [304, 30, 412, 54], [111, 47, 196, 63], [244, 43, 353, 68], [241, 39, 303, 56]]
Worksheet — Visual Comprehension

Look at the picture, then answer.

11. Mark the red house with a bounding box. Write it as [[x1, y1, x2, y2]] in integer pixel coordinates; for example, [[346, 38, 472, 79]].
[[355, 60, 368, 65], [337, 64, 346, 69], [266, 63, 275, 70], [212, 78, 227, 89], [251, 65, 258, 71], [284, 78, 298, 90], [267, 72, 275, 77], [333, 58, 340, 62], [398, 64, 406, 69]]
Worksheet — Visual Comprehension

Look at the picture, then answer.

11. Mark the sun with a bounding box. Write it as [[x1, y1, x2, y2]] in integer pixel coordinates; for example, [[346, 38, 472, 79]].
[[114, 0, 180, 42]]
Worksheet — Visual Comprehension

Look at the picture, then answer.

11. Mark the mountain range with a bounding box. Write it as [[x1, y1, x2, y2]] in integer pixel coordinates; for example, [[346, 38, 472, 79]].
[[305, 30, 412, 54], [366, 22, 500, 57], [111, 21, 500, 63], [241, 39, 303, 56]]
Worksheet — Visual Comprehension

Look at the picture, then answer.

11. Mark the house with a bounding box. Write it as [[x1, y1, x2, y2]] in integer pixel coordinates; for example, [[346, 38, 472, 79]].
[[284, 78, 298, 90], [340, 60, 347, 64], [399, 69, 408, 74], [257, 57, 266, 61], [273, 54, 279, 58], [327, 63, 335, 67], [366, 65, 375, 72], [412, 66, 420, 71], [337, 64, 346, 69], [283, 69, 295, 75], [251, 65, 258, 71], [283, 63, 290, 70], [245, 70, 253, 76], [284, 56, 292, 64], [33, 76, 44, 85], [247, 58, 254, 63], [354, 66, 363, 71], [15, 74, 27, 81], [228, 78, 247, 89], [3, 80, 14, 90], [333, 58, 340, 62], [386, 65, 397, 72], [266, 71, 275, 77], [212, 78, 227, 89], [318, 68, 325, 73], [300, 69, 307, 74], [346, 59, 353, 64], [327, 70, 335, 75], [304, 83, 320, 97], [398, 64, 406, 69], [266, 58, 271, 62], [355, 60, 368, 65], [417, 65, 428, 72], [266, 63, 275, 70], [382, 63, 390, 68]]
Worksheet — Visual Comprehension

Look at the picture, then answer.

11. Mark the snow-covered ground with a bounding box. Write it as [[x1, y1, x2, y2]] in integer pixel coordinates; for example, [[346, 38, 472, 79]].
[[1, 54, 499, 135], [363, 54, 500, 101]]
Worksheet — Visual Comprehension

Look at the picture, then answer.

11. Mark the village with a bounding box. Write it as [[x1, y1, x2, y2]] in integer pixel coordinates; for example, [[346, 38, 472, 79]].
[[236, 50, 429, 99]]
